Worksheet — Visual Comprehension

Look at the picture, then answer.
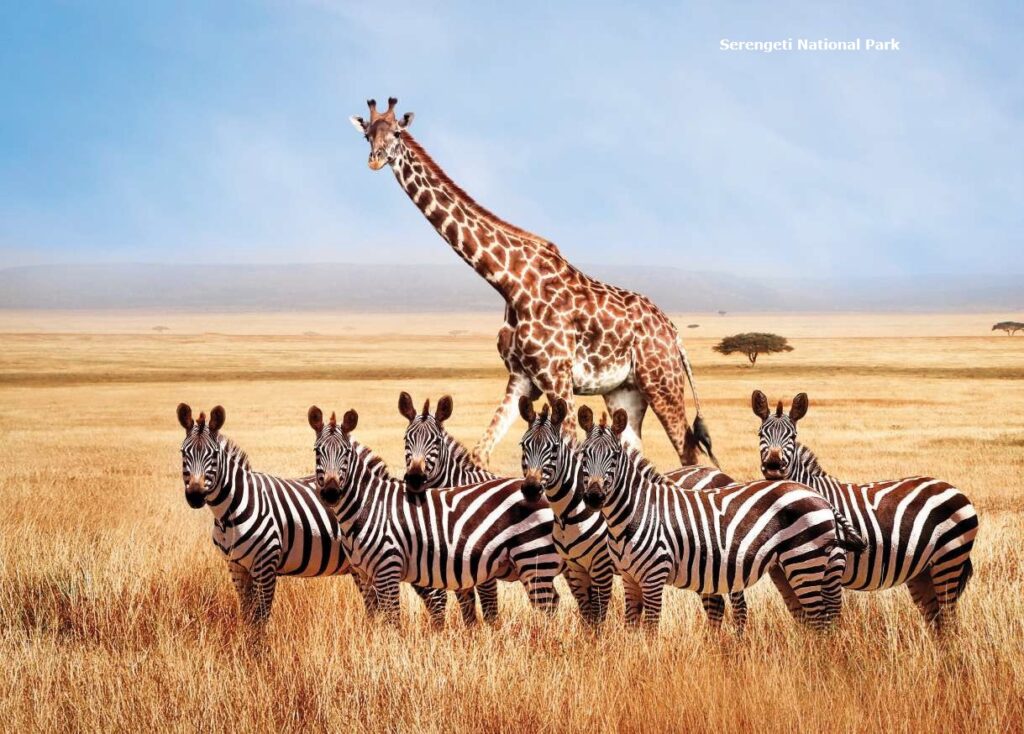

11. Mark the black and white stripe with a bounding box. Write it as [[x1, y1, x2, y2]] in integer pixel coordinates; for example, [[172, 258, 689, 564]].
[[753, 390, 979, 632], [309, 406, 563, 622], [518, 399, 748, 630], [577, 406, 851, 629]]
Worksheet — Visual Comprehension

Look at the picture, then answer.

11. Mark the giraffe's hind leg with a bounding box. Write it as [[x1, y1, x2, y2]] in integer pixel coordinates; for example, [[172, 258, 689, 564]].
[[603, 384, 647, 453], [633, 362, 695, 465]]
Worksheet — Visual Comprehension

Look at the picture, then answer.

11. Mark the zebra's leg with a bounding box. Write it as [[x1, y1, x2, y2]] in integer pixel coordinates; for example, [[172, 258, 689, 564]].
[[228, 562, 255, 622], [729, 592, 748, 637], [520, 569, 560, 615], [360, 577, 381, 618], [564, 567, 595, 622], [700, 594, 726, 631], [907, 573, 940, 630], [250, 571, 278, 628], [821, 545, 848, 625], [455, 590, 478, 627], [477, 579, 500, 624], [623, 576, 644, 627], [769, 565, 807, 624], [779, 553, 831, 630], [929, 552, 974, 634], [412, 585, 448, 627], [640, 575, 667, 630], [372, 574, 403, 626], [589, 555, 616, 626]]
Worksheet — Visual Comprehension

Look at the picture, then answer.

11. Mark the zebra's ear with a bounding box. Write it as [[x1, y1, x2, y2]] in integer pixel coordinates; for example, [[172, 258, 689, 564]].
[[751, 390, 770, 421], [435, 395, 453, 423], [551, 399, 568, 426], [611, 409, 628, 436], [578, 405, 594, 432], [518, 396, 536, 424], [341, 409, 359, 434], [308, 406, 324, 433], [208, 405, 226, 433], [789, 393, 809, 423], [176, 403, 194, 431], [398, 391, 417, 422]]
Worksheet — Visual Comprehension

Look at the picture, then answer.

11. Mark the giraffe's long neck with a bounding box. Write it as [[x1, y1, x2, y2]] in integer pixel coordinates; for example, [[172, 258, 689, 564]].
[[391, 133, 568, 305]]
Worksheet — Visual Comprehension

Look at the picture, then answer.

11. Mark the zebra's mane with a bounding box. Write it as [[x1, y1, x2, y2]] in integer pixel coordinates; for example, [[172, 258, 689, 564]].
[[795, 443, 828, 477], [349, 439, 396, 480], [444, 429, 487, 472], [623, 446, 670, 485], [218, 434, 250, 471]]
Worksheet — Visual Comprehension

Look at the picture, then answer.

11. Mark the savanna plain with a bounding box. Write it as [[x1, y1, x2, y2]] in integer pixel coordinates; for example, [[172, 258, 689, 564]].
[[1, 310, 1022, 733]]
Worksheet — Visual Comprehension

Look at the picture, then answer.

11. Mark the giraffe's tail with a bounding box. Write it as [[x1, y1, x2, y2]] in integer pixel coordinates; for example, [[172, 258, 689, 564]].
[[678, 338, 718, 468]]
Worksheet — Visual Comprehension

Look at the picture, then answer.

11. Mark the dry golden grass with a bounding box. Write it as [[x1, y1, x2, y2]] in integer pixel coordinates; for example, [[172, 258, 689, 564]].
[[1, 310, 1022, 732]]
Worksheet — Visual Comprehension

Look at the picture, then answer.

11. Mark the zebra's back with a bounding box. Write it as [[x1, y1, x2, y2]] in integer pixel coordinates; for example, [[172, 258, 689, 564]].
[[821, 476, 977, 590]]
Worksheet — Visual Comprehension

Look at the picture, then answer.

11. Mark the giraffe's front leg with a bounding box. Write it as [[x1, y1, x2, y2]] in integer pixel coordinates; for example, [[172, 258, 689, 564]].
[[472, 371, 537, 468]]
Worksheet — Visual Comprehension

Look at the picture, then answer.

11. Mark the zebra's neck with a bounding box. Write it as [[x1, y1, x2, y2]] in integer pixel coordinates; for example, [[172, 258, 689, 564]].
[[435, 433, 498, 487], [788, 444, 842, 497], [334, 441, 401, 534], [546, 441, 585, 519], [207, 437, 260, 525], [601, 449, 661, 539]]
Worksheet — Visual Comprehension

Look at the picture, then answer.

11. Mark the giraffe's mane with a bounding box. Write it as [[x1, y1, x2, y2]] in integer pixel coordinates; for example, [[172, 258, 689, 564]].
[[401, 132, 565, 259]]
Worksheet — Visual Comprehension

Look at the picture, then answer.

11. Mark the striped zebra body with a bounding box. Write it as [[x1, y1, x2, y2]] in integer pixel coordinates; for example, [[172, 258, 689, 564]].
[[177, 404, 354, 626], [578, 406, 845, 629], [753, 390, 978, 631], [310, 406, 562, 622], [400, 392, 504, 623], [519, 399, 748, 630]]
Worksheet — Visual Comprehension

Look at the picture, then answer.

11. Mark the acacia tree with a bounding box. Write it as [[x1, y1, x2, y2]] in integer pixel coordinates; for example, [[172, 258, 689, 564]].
[[992, 321, 1024, 336], [714, 332, 793, 366]]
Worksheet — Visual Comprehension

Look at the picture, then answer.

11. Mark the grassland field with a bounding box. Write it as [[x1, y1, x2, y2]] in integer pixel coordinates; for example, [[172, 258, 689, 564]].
[[0, 310, 1022, 732]]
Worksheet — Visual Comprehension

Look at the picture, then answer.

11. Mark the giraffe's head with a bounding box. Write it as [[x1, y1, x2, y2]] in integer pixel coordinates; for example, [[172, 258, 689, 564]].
[[518, 397, 570, 502], [399, 391, 453, 494], [751, 390, 808, 479], [578, 406, 629, 510], [350, 97, 414, 171], [308, 406, 359, 508], [176, 403, 226, 509]]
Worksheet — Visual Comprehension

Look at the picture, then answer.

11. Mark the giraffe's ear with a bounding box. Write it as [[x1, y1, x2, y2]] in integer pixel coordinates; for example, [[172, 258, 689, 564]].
[[350, 115, 368, 134], [611, 409, 628, 436], [398, 112, 414, 129], [789, 393, 809, 423], [551, 399, 568, 426], [578, 405, 594, 433], [398, 392, 417, 422], [308, 406, 324, 433], [751, 390, 769, 421], [518, 396, 536, 424], [341, 409, 359, 435], [177, 403, 194, 432], [435, 395, 453, 423], [208, 405, 226, 433]]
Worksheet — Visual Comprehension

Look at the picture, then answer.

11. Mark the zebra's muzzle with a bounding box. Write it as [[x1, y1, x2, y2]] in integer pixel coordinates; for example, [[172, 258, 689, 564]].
[[404, 470, 427, 493], [184, 490, 206, 509], [521, 479, 543, 502], [583, 480, 606, 510]]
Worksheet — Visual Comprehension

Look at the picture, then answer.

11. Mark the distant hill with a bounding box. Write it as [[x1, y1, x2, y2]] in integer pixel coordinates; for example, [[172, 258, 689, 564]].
[[0, 263, 1019, 312]]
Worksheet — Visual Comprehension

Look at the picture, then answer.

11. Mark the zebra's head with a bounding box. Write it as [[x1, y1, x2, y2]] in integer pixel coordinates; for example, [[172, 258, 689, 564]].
[[578, 406, 629, 510], [399, 391, 453, 494], [350, 97, 414, 171], [308, 405, 359, 508], [752, 390, 808, 480], [518, 397, 571, 502], [177, 403, 226, 509]]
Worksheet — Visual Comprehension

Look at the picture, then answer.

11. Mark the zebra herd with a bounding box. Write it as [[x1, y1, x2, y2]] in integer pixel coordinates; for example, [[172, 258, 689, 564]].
[[176, 390, 978, 635]]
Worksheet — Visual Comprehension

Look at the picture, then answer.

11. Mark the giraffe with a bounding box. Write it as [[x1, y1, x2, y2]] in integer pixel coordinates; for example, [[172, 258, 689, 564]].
[[350, 97, 715, 468]]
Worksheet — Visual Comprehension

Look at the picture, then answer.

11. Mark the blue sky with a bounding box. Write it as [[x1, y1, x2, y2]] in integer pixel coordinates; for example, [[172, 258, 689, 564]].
[[1, 1, 1021, 276]]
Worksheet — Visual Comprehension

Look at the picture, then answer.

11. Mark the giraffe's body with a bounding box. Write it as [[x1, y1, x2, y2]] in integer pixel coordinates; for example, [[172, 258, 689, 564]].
[[351, 98, 713, 467]]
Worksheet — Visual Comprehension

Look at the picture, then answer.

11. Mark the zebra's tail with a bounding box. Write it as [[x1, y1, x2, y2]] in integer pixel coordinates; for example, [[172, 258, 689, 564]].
[[677, 338, 718, 468], [832, 510, 867, 552]]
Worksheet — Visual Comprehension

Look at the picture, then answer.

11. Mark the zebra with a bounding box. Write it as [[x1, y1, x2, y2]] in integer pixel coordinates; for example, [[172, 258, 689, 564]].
[[518, 397, 749, 632], [577, 406, 858, 630], [308, 405, 563, 623], [399, 391, 501, 624], [751, 390, 979, 633], [176, 403, 448, 628]]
